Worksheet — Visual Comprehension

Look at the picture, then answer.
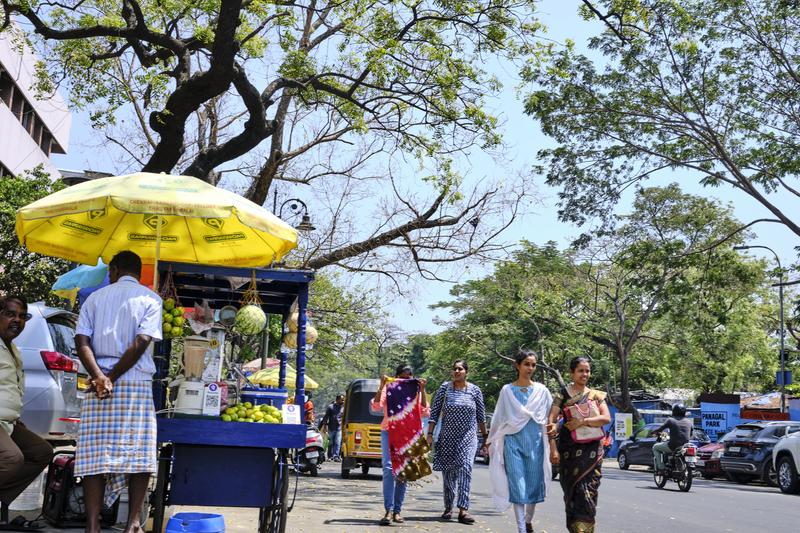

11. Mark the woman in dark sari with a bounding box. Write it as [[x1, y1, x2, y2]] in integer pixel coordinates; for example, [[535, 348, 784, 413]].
[[548, 357, 611, 533]]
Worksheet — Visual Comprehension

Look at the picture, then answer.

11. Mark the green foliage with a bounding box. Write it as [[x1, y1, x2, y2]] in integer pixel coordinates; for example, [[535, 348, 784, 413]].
[[0, 167, 70, 304], [424, 186, 780, 409], [15, 0, 545, 178], [524, 0, 800, 236]]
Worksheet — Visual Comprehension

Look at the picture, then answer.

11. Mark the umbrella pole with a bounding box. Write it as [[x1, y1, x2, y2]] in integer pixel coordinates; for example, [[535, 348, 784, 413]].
[[154, 214, 162, 290]]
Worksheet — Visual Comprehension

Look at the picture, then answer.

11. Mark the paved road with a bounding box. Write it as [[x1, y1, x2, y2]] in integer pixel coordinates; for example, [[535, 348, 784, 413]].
[[33, 460, 798, 532], [285, 460, 798, 533]]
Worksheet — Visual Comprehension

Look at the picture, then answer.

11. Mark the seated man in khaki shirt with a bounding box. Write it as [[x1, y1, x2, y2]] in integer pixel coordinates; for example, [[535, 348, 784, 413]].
[[0, 295, 53, 529]]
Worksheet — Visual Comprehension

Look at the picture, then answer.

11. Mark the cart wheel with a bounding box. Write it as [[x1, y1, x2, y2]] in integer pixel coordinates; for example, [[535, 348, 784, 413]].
[[260, 449, 290, 533], [148, 444, 172, 533]]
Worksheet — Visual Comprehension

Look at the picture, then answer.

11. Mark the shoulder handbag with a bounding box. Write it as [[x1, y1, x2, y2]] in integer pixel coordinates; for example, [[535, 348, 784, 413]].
[[564, 398, 605, 443]]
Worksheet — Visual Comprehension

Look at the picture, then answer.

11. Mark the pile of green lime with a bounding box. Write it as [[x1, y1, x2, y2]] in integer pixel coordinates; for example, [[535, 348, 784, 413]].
[[162, 298, 186, 339], [220, 401, 283, 423]]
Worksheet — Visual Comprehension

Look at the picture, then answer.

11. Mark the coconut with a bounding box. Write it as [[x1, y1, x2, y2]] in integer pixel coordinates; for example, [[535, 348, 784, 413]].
[[287, 312, 299, 332]]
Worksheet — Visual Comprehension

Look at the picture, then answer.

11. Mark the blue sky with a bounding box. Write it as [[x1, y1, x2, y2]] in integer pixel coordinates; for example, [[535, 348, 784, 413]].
[[50, 1, 799, 334]]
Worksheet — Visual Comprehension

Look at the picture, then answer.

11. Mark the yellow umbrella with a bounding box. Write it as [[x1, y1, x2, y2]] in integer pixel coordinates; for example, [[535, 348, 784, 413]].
[[16, 172, 298, 277], [250, 364, 319, 389]]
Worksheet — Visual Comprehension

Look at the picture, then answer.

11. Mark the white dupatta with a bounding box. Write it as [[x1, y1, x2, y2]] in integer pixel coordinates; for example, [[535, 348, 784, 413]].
[[486, 382, 553, 512]]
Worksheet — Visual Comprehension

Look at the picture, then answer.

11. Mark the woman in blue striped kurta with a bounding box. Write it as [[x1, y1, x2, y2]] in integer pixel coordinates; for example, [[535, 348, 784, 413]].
[[504, 386, 546, 505], [487, 350, 552, 533]]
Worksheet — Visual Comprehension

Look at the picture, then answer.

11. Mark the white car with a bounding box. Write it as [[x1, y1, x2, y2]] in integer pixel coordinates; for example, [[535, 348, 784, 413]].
[[15, 302, 83, 443], [773, 428, 800, 494]]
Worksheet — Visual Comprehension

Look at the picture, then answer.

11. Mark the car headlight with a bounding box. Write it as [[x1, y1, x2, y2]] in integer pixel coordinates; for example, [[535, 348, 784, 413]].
[[711, 450, 723, 459]]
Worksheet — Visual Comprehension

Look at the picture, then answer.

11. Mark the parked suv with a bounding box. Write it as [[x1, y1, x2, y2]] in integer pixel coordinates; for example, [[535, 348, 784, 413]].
[[721, 421, 800, 486], [617, 423, 710, 470], [15, 302, 82, 443], [773, 428, 800, 494]]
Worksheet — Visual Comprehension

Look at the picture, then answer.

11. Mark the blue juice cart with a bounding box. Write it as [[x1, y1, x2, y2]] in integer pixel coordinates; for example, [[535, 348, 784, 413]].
[[148, 262, 314, 533]]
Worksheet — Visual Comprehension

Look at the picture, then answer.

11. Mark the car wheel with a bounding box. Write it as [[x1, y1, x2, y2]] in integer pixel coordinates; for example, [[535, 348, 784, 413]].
[[361, 465, 370, 477], [763, 461, 778, 487], [777, 456, 800, 494], [618, 452, 629, 470]]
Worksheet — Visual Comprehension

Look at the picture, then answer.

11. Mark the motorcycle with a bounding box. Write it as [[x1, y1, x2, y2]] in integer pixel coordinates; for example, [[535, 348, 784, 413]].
[[653, 439, 696, 492], [294, 424, 325, 477]]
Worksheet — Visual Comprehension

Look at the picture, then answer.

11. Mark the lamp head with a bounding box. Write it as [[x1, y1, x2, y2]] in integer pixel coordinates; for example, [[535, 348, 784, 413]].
[[295, 214, 316, 232]]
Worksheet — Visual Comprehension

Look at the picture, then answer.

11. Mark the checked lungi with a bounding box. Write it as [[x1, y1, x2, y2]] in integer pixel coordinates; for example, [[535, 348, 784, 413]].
[[74, 381, 157, 505]]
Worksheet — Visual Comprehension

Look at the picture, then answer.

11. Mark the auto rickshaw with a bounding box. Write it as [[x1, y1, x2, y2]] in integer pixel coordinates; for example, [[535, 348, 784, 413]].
[[340, 378, 384, 478]]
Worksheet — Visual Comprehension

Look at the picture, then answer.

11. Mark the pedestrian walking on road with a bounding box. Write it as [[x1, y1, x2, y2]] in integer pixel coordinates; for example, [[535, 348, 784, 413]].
[[548, 356, 611, 533], [304, 391, 315, 424], [426, 359, 487, 525], [371, 363, 428, 526], [320, 394, 344, 461], [486, 349, 553, 533], [74, 251, 163, 533]]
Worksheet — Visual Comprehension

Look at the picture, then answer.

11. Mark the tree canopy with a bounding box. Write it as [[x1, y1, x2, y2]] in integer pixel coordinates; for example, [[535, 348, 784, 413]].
[[2, 0, 544, 280], [525, 0, 800, 239], [425, 186, 778, 411], [0, 168, 70, 302]]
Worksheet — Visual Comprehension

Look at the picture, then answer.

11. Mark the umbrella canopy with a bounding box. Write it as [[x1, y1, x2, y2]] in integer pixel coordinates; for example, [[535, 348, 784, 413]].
[[249, 361, 319, 389], [51, 259, 108, 302], [16, 172, 298, 267]]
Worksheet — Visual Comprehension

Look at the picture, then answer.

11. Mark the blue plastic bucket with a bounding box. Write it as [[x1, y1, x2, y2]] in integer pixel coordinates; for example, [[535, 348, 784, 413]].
[[165, 512, 225, 533], [241, 387, 288, 409]]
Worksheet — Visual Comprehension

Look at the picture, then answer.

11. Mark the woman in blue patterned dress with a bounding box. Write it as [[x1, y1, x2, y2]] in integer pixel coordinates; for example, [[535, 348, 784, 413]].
[[487, 350, 553, 533], [426, 360, 487, 525]]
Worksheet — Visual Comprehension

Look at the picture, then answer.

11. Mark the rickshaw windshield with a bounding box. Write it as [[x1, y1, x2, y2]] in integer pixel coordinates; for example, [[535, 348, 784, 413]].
[[347, 391, 384, 424]]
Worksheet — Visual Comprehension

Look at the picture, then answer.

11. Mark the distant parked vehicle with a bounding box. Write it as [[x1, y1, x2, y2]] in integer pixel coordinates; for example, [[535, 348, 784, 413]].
[[16, 302, 84, 443], [617, 423, 710, 470], [696, 431, 734, 479], [773, 426, 800, 494], [721, 421, 800, 487]]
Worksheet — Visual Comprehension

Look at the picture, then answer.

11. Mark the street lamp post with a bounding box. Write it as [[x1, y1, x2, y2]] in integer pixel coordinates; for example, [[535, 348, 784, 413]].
[[276, 197, 316, 232], [734, 245, 786, 413]]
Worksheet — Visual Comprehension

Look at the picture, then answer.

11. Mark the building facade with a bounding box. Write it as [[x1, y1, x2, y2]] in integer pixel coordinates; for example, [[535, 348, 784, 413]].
[[0, 27, 70, 178]]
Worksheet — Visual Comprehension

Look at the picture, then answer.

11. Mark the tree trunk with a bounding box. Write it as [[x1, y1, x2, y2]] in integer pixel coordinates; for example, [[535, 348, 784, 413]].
[[617, 349, 640, 423]]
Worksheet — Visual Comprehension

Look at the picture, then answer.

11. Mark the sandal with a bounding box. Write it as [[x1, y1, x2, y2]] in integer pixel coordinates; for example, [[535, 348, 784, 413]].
[[441, 510, 452, 520], [392, 512, 404, 523], [458, 511, 475, 525], [0, 516, 45, 531], [378, 512, 392, 526]]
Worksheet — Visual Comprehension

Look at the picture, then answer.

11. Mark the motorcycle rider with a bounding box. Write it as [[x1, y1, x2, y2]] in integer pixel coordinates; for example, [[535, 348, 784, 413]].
[[652, 404, 693, 473]]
